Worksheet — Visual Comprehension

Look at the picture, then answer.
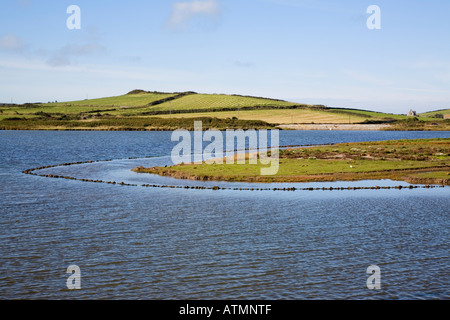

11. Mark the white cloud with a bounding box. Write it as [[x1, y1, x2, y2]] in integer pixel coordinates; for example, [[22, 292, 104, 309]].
[[0, 33, 106, 67], [0, 56, 208, 103], [0, 57, 202, 83], [0, 34, 26, 52], [47, 42, 106, 67], [168, 0, 220, 30]]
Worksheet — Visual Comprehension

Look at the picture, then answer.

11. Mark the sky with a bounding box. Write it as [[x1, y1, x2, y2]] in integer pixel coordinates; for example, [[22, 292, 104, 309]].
[[0, 0, 449, 113]]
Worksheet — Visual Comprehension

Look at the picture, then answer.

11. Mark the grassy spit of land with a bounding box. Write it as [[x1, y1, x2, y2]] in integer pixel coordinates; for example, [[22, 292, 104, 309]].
[[1, 90, 449, 130], [133, 138, 450, 185]]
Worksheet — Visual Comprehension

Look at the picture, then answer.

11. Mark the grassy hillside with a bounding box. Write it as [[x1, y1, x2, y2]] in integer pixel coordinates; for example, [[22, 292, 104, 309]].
[[419, 109, 450, 118], [149, 93, 297, 112], [1, 89, 449, 130], [0, 91, 177, 120], [43, 91, 177, 108], [0, 91, 299, 119]]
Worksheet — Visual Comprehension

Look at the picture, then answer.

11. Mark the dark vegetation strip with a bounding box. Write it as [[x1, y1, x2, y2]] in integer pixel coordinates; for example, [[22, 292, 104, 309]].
[[0, 117, 276, 131], [144, 91, 197, 107]]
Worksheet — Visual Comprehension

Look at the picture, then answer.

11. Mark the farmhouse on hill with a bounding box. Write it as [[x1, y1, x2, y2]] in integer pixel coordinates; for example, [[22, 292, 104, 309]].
[[407, 109, 417, 117]]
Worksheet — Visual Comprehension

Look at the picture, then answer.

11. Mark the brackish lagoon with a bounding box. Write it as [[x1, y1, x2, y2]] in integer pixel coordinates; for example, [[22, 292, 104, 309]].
[[1, 130, 449, 299]]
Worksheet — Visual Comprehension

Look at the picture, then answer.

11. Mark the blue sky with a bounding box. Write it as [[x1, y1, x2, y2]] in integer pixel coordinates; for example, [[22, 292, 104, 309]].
[[0, 0, 449, 113]]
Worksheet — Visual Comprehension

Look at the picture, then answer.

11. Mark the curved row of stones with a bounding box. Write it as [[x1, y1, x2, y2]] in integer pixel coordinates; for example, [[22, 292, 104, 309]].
[[21, 157, 446, 192]]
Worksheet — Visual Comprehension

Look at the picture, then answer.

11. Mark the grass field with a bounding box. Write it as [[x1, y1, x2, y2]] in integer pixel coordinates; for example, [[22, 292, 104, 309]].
[[149, 93, 297, 112], [134, 138, 450, 185], [150, 108, 414, 124], [326, 108, 409, 120], [42, 91, 177, 109], [150, 109, 368, 124], [419, 109, 450, 117]]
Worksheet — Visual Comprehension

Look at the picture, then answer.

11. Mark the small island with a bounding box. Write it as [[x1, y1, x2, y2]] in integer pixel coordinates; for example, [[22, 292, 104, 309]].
[[133, 138, 450, 186]]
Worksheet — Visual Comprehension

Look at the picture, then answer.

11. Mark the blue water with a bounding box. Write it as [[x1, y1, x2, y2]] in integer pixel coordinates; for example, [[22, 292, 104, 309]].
[[0, 130, 449, 299]]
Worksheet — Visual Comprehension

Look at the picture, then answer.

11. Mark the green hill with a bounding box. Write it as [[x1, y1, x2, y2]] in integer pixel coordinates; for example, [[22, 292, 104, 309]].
[[1, 90, 449, 130], [419, 109, 450, 118]]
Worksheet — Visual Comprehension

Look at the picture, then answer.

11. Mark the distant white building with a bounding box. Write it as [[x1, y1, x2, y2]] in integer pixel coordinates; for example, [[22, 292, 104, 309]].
[[407, 109, 417, 117]]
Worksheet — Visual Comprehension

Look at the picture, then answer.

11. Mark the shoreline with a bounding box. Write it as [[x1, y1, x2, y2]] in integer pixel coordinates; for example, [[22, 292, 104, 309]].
[[134, 138, 450, 186], [2, 123, 448, 131], [136, 165, 450, 186], [277, 124, 392, 130]]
